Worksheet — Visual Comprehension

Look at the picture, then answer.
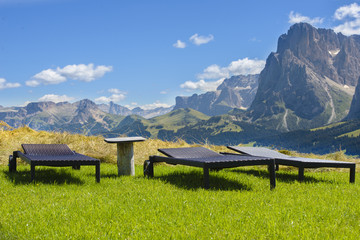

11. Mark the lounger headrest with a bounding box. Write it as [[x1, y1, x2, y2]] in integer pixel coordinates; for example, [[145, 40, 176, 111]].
[[158, 147, 221, 158], [22, 144, 75, 156], [228, 146, 289, 159]]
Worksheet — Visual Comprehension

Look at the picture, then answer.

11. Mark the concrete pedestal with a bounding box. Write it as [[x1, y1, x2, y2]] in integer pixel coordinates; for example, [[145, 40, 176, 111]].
[[104, 137, 146, 176]]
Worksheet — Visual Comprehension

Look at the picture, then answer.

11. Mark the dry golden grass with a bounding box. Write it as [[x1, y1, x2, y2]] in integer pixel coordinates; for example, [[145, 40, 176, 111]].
[[0, 121, 357, 169], [0, 123, 230, 166]]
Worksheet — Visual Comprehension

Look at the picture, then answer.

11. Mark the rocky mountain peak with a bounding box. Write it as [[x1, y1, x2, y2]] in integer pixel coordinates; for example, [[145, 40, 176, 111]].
[[346, 77, 360, 120], [248, 23, 359, 131], [75, 99, 98, 112], [174, 74, 259, 116], [25, 102, 57, 115]]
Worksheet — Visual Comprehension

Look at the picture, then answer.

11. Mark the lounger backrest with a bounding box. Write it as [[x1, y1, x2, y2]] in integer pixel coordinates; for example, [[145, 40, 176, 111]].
[[228, 146, 290, 159], [158, 147, 221, 158], [22, 144, 75, 156]]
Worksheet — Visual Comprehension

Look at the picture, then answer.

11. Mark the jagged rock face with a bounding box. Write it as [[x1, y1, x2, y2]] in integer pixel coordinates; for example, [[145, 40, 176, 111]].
[[174, 74, 259, 116], [346, 77, 360, 120], [108, 101, 132, 115], [98, 101, 173, 118], [249, 23, 358, 131], [25, 102, 57, 115]]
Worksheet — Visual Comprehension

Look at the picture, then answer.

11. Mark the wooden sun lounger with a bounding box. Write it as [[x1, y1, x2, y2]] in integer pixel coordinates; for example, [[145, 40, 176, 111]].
[[227, 146, 356, 183], [143, 147, 276, 189], [9, 144, 100, 182]]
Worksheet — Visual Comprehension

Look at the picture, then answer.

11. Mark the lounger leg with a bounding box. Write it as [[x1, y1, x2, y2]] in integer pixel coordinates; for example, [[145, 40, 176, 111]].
[[275, 164, 279, 171], [9, 151, 18, 172], [31, 164, 35, 182], [203, 166, 209, 189], [144, 157, 154, 178], [95, 163, 100, 183], [350, 166, 355, 183], [72, 165, 81, 170], [268, 160, 276, 190], [298, 167, 304, 182], [9, 155, 16, 172]]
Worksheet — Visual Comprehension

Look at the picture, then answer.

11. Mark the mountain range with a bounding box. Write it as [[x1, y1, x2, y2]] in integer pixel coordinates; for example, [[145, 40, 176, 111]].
[[174, 74, 259, 116], [1, 23, 360, 155]]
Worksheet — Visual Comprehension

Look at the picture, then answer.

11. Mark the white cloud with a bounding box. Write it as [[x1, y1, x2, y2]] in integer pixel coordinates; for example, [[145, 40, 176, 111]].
[[27, 63, 113, 87], [140, 101, 172, 110], [160, 90, 167, 94], [95, 94, 126, 103], [181, 57, 265, 92], [108, 88, 125, 94], [95, 88, 126, 103], [334, 3, 360, 20], [180, 78, 225, 92], [38, 94, 75, 103], [189, 33, 214, 45], [0, 78, 21, 90], [227, 58, 266, 76], [288, 11, 324, 25], [197, 58, 265, 80], [57, 64, 113, 82], [333, 3, 360, 35], [197, 64, 228, 79], [173, 40, 186, 48], [26, 69, 66, 86]]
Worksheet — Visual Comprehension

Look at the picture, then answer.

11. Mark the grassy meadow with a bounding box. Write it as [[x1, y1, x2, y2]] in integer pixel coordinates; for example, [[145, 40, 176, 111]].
[[1, 122, 360, 239]]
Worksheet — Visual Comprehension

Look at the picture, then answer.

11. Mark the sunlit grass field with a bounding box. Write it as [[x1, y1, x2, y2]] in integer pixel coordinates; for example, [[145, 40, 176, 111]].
[[1, 122, 360, 239]]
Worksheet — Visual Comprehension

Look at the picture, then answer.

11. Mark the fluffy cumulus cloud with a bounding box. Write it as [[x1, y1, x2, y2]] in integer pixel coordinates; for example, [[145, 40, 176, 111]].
[[173, 40, 186, 48], [95, 88, 126, 103], [27, 69, 66, 87], [197, 58, 265, 80], [38, 94, 75, 103], [26, 63, 113, 87], [333, 3, 360, 35], [139, 101, 172, 110], [180, 79, 225, 92], [0, 78, 21, 90], [57, 64, 113, 82], [189, 34, 214, 45], [181, 58, 265, 92], [288, 11, 324, 25]]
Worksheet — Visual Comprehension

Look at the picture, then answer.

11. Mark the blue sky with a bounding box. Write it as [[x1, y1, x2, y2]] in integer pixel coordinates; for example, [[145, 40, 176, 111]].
[[1, 0, 360, 109]]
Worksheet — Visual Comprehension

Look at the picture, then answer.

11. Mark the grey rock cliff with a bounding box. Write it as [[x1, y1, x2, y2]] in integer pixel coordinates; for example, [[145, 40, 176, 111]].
[[346, 77, 360, 120], [174, 74, 259, 116], [248, 23, 358, 131]]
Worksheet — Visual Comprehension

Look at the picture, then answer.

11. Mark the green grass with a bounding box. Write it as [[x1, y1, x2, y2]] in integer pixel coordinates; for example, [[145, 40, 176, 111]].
[[1, 164, 360, 239], [338, 129, 360, 138], [1, 125, 360, 239]]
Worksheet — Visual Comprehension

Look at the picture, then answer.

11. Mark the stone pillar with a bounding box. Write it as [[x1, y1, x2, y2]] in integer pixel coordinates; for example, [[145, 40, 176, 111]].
[[117, 142, 135, 176]]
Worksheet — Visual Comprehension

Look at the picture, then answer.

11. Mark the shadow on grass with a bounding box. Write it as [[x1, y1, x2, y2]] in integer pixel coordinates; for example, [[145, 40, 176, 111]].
[[231, 169, 335, 184], [99, 173, 119, 179], [3, 168, 85, 185], [153, 170, 252, 191]]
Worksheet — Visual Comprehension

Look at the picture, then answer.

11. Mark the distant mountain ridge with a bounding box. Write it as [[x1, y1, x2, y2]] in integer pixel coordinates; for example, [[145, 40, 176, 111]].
[[0, 99, 172, 135], [174, 74, 259, 116], [97, 101, 173, 118], [242, 23, 359, 131], [1, 23, 360, 155]]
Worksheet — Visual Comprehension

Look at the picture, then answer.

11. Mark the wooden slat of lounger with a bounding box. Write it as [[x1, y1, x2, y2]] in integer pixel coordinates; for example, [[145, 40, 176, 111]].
[[158, 147, 222, 158], [227, 146, 354, 165], [22, 144, 75, 156], [227, 146, 355, 183]]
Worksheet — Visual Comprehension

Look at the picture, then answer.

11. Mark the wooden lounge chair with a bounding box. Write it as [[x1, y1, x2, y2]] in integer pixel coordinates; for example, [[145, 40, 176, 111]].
[[143, 147, 276, 189], [227, 146, 356, 183], [9, 144, 100, 182]]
